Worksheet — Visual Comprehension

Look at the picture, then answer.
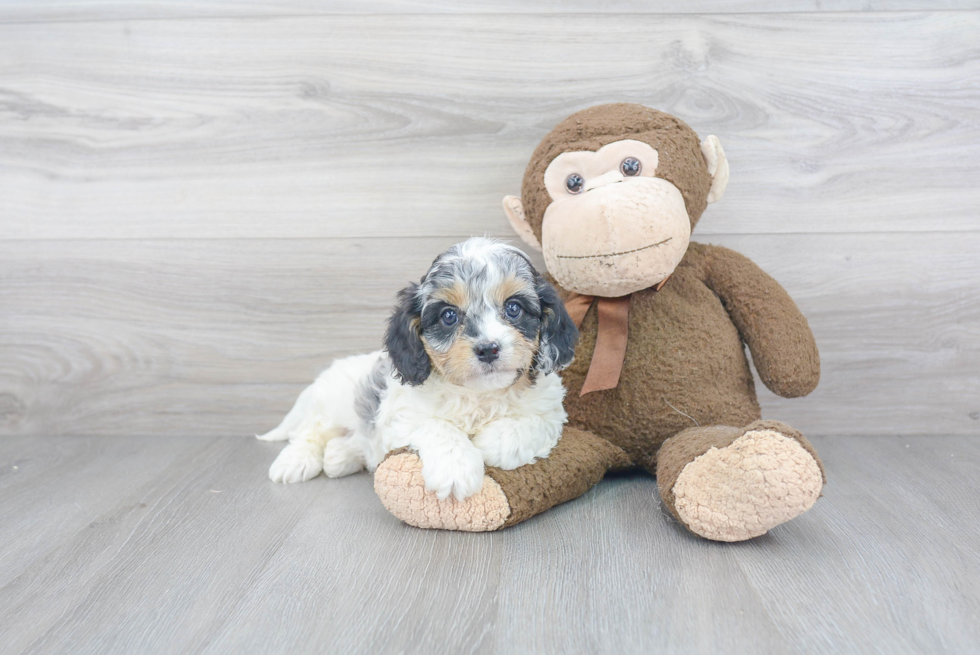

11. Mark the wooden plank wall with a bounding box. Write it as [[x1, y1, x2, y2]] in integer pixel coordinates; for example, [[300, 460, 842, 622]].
[[1, 2, 978, 438]]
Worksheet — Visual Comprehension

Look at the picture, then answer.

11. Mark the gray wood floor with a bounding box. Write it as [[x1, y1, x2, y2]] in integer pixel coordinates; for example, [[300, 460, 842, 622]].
[[1, 435, 977, 654]]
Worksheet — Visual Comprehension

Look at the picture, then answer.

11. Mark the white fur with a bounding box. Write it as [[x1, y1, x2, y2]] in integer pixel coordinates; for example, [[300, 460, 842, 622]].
[[262, 351, 567, 500], [259, 351, 383, 483]]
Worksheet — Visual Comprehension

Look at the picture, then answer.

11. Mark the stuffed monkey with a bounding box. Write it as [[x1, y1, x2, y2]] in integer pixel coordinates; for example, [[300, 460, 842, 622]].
[[374, 104, 824, 541]]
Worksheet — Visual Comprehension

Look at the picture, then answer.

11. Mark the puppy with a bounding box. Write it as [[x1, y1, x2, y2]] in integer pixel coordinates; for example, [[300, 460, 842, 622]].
[[257, 237, 579, 501]]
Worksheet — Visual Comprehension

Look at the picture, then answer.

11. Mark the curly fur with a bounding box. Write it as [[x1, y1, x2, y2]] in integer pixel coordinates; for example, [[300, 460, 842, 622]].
[[258, 238, 578, 501]]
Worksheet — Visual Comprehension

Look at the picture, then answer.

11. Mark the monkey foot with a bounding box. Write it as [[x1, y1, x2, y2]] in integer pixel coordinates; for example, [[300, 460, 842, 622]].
[[374, 452, 511, 532], [374, 428, 630, 531], [658, 421, 825, 542]]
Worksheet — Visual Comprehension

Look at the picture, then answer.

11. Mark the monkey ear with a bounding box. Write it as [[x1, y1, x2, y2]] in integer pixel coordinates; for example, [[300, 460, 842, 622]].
[[532, 276, 579, 376], [700, 135, 730, 204], [502, 195, 542, 252], [383, 283, 431, 386]]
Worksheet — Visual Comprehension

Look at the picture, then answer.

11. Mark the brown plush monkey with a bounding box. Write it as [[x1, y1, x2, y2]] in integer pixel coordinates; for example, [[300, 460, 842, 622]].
[[374, 104, 825, 541]]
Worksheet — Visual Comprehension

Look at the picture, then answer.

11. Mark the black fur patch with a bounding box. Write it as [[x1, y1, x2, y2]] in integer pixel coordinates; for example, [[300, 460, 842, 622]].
[[354, 356, 392, 426], [503, 296, 542, 342], [420, 300, 462, 349], [532, 275, 579, 375], [383, 283, 431, 386]]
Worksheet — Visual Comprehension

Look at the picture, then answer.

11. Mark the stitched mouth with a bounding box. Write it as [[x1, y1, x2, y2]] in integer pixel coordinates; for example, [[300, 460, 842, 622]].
[[556, 237, 672, 260]]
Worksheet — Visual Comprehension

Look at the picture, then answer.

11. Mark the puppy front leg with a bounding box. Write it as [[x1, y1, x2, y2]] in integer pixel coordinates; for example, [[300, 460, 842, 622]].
[[472, 416, 563, 470], [409, 419, 485, 501]]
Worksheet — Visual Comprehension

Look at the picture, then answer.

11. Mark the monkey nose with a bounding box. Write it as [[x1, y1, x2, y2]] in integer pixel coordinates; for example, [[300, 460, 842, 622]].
[[474, 342, 500, 364], [584, 170, 625, 192]]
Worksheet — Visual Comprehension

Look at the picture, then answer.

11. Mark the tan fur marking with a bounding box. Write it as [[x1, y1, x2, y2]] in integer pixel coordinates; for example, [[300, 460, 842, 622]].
[[507, 371, 533, 393], [492, 275, 533, 307], [431, 281, 469, 309], [508, 332, 538, 375], [445, 337, 481, 384], [423, 335, 481, 386]]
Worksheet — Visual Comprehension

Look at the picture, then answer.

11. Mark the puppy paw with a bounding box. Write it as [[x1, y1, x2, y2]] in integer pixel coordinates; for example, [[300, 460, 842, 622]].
[[473, 418, 558, 470], [418, 445, 486, 501], [374, 452, 511, 531], [269, 444, 323, 483]]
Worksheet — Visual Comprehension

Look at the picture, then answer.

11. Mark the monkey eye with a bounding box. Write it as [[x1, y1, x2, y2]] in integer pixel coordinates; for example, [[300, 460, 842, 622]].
[[504, 301, 522, 319], [440, 308, 458, 327], [565, 173, 585, 194], [620, 157, 642, 177]]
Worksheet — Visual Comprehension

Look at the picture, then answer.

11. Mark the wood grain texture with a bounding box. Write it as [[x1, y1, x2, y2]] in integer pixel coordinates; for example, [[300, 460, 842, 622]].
[[0, 434, 977, 654], [1, 10, 978, 441], [0, 436, 212, 589], [1, 12, 978, 239], [2, 232, 977, 439], [4, 1, 980, 23], [730, 435, 980, 653]]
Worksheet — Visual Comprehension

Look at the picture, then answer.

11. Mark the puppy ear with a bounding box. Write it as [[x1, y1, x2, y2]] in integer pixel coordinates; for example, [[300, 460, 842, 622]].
[[384, 283, 431, 386], [532, 276, 579, 376]]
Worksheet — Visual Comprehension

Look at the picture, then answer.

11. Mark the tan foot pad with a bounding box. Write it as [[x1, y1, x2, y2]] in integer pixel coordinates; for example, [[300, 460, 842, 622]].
[[374, 453, 511, 532], [671, 429, 823, 542]]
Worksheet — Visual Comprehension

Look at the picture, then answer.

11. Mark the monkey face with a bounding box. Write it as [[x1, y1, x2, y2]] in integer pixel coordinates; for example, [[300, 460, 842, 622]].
[[503, 104, 730, 298], [539, 139, 692, 297]]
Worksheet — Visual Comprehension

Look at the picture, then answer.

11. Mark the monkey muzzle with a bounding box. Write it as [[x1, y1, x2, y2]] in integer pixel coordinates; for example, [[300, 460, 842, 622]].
[[541, 177, 692, 297]]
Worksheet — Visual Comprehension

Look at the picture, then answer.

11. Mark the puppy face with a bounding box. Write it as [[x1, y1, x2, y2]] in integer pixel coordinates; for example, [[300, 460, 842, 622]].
[[384, 238, 578, 391], [419, 252, 541, 391]]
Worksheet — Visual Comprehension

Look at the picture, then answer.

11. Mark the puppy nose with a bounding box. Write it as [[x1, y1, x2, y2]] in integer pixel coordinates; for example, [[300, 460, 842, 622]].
[[474, 342, 500, 363]]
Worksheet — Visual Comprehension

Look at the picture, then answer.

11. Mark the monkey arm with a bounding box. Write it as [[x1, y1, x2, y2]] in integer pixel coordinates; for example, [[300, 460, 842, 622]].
[[704, 244, 820, 398]]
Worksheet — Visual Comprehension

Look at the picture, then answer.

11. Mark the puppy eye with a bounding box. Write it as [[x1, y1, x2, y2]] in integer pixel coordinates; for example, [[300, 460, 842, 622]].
[[440, 308, 458, 326], [565, 173, 584, 194], [620, 157, 642, 177], [505, 301, 522, 319]]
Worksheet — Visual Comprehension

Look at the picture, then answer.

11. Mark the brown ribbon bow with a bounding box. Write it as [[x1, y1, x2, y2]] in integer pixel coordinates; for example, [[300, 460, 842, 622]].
[[564, 277, 669, 396]]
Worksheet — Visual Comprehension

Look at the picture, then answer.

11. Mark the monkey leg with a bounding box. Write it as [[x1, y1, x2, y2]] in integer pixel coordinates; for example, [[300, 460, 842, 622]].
[[374, 427, 630, 532], [655, 420, 825, 542]]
